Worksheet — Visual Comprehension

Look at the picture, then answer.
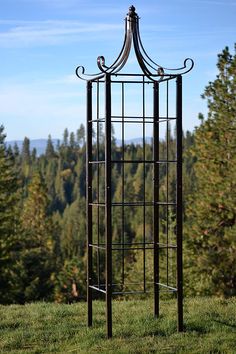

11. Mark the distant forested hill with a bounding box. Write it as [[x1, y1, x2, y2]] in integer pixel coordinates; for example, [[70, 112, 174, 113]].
[[6, 137, 153, 155], [6, 138, 59, 156]]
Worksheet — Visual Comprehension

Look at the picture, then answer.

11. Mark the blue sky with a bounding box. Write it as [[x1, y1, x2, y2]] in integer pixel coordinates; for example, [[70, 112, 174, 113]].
[[0, 0, 236, 141]]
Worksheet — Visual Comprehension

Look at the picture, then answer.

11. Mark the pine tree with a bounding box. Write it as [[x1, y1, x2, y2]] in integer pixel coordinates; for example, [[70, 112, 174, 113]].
[[20, 172, 55, 301], [45, 134, 55, 159], [13, 142, 20, 157], [63, 128, 69, 146], [12, 142, 21, 168], [21, 137, 30, 164], [54, 256, 86, 303], [69, 132, 76, 149], [32, 148, 37, 162], [0, 125, 20, 303], [60, 197, 86, 260], [185, 45, 236, 296], [76, 124, 85, 147], [21, 137, 31, 188]]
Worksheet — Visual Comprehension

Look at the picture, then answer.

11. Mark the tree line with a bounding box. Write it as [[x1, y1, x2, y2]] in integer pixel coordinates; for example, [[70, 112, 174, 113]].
[[0, 45, 235, 303]]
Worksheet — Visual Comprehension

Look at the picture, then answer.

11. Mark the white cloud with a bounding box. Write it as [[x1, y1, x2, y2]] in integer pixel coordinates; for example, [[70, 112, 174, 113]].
[[12, 0, 82, 9], [0, 16, 178, 49], [0, 80, 85, 121], [46, 74, 79, 85], [0, 81, 86, 140], [192, 0, 236, 5], [0, 20, 122, 47]]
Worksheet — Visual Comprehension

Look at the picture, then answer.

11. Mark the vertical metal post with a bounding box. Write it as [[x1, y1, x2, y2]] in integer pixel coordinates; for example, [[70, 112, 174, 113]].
[[105, 73, 112, 338], [153, 81, 159, 317], [86, 81, 93, 327], [121, 82, 125, 287], [166, 81, 169, 287], [176, 75, 183, 332], [143, 77, 146, 293], [96, 82, 101, 289]]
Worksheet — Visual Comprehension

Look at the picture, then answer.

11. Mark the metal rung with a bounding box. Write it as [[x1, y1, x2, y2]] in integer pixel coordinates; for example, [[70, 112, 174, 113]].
[[89, 285, 106, 294], [156, 283, 177, 292]]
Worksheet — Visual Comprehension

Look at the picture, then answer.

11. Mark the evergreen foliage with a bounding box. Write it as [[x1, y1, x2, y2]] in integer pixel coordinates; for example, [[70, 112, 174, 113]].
[[1, 122, 188, 303], [1, 46, 235, 302], [0, 125, 20, 303], [19, 172, 55, 302], [45, 134, 55, 159], [185, 45, 236, 296]]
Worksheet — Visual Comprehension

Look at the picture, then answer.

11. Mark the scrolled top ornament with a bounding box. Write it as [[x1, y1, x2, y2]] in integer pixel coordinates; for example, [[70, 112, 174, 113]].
[[76, 6, 194, 81]]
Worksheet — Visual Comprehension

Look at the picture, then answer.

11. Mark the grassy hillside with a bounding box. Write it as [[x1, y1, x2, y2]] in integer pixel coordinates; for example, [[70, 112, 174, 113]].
[[0, 297, 236, 353]]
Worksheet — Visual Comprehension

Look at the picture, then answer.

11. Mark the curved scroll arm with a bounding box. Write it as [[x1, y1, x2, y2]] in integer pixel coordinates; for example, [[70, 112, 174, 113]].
[[75, 5, 194, 82], [75, 65, 104, 81], [135, 20, 194, 77], [96, 18, 132, 74]]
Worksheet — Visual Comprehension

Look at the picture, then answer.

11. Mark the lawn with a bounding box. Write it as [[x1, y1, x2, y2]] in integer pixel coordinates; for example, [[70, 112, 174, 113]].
[[0, 297, 236, 353]]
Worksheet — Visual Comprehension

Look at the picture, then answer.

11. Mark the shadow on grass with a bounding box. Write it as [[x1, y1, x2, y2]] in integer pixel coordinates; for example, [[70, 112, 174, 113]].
[[0, 322, 21, 330], [87, 323, 173, 339], [85, 312, 211, 339], [184, 323, 208, 334], [211, 318, 236, 329]]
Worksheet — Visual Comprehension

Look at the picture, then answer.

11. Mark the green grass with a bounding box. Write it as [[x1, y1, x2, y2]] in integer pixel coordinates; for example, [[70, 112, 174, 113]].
[[0, 297, 236, 353]]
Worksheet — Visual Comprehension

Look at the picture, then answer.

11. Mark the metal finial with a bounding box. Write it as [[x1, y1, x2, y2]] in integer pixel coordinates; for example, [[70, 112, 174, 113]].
[[128, 5, 137, 17]]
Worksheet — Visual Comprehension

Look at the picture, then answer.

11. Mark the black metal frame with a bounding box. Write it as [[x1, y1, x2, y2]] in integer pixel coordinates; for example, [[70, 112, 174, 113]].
[[77, 6, 193, 338]]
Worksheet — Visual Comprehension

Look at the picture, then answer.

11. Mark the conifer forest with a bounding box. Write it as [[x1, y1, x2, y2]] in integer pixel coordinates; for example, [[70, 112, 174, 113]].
[[0, 46, 236, 304]]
